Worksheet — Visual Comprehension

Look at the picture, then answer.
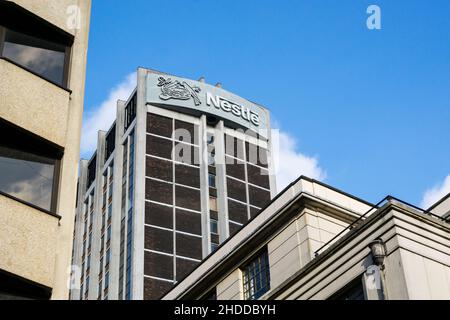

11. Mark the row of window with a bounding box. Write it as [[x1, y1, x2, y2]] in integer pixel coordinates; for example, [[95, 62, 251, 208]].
[[125, 132, 136, 300], [206, 246, 366, 301], [98, 164, 114, 300], [207, 132, 220, 253]]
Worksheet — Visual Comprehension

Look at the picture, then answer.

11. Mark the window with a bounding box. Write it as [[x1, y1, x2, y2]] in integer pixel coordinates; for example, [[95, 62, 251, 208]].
[[87, 155, 97, 189], [85, 276, 90, 294], [105, 124, 116, 161], [101, 212, 106, 230], [98, 280, 102, 299], [106, 248, 111, 266], [242, 248, 270, 300], [108, 184, 113, 199], [107, 225, 112, 243], [102, 190, 107, 208], [208, 174, 216, 188], [79, 283, 84, 300], [208, 151, 216, 166], [329, 277, 365, 300], [0, 2, 73, 87], [100, 235, 104, 252], [209, 197, 218, 212], [207, 133, 214, 145], [88, 233, 92, 251], [210, 218, 218, 234], [0, 119, 62, 212], [104, 272, 110, 289], [102, 172, 107, 190], [124, 94, 137, 130], [200, 288, 217, 300], [108, 204, 113, 221], [211, 243, 219, 252]]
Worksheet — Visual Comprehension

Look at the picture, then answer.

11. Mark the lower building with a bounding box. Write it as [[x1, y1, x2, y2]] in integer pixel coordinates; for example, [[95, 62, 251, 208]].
[[163, 176, 450, 300]]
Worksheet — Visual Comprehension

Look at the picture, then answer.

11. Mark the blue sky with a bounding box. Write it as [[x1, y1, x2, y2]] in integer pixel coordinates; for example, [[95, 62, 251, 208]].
[[82, 0, 450, 208]]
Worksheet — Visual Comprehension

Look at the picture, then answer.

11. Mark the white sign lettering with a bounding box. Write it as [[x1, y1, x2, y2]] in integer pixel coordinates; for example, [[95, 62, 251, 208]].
[[206, 92, 260, 126]]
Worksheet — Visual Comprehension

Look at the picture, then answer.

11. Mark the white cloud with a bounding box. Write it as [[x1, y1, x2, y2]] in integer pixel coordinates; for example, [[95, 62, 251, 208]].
[[80, 72, 137, 157], [272, 130, 326, 192], [421, 174, 450, 209]]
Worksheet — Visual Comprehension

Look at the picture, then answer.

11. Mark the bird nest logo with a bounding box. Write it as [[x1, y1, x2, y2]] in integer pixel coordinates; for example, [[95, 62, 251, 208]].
[[157, 77, 202, 106]]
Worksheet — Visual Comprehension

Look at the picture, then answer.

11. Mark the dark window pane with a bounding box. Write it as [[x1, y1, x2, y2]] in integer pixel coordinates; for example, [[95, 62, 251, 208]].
[[250, 206, 261, 218], [247, 164, 270, 189], [175, 164, 199, 188], [176, 233, 202, 260], [146, 135, 172, 160], [144, 251, 173, 280], [211, 233, 219, 245], [227, 178, 247, 203], [176, 209, 201, 235], [144, 226, 173, 254], [175, 185, 200, 211], [144, 277, 173, 300], [145, 201, 173, 229], [3, 29, 66, 85], [105, 124, 116, 161], [145, 178, 173, 205], [147, 113, 172, 137], [176, 257, 199, 281], [226, 156, 245, 180], [228, 199, 248, 224], [229, 222, 241, 236], [0, 145, 55, 211], [248, 186, 271, 208], [146, 156, 172, 182]]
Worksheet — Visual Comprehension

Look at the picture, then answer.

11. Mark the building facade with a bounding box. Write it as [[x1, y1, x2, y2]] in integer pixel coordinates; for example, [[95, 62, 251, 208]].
[[0, 0, 91, 299], [71, 68, 277, 300], [163, 176, 450, 300]]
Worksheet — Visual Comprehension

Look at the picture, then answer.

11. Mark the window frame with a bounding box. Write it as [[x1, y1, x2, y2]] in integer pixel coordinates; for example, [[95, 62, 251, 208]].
[[209, 196, 218, 212], [0, 2, 74, 90], [210, 218, 218, 235], [208, 173, 216, 189], [0, 119, 62, 216], [242, 248, 271, 300]]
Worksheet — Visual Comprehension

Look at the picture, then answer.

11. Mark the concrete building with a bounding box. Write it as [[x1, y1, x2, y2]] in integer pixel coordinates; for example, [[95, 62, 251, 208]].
[[163, 176, 450, 300], [0, 0, 91, 299], [71, 68, 277, 300]]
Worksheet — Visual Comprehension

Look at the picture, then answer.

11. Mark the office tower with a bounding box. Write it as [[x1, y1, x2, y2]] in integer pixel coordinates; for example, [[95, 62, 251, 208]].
[[71, 68, 277, 300], [0, 0, 91, 299]]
